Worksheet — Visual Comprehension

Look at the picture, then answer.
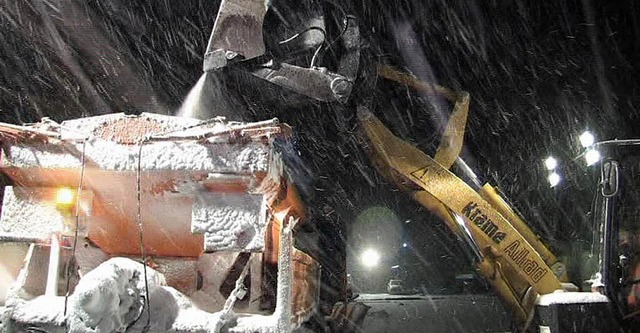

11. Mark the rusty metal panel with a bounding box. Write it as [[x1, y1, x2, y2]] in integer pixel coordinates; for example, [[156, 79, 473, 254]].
[[291, 248, 321, 326]]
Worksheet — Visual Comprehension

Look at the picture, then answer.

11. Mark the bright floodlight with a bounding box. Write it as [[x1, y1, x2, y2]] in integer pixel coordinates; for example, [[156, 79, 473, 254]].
[[402, 242, 408, 248], [56, 188, 75, 206], [579, 131, 595, 148], [548, 171, 561, 187], [585, 148, 601, 166], [361, 248, 380, 268], [544, 156, 558, 171]]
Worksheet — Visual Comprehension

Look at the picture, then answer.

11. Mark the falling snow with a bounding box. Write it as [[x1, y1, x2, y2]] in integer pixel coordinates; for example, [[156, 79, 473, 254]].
[[2, 0, 640, 331]]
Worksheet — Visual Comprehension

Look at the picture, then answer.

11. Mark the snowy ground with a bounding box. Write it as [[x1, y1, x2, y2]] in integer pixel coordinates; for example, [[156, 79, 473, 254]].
[[3, 222, 297, 333], [357, 293, 513, 333]]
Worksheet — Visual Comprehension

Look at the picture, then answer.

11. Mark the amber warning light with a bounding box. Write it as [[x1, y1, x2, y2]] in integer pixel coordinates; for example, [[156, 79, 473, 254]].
[[55, 188, 75, 213]]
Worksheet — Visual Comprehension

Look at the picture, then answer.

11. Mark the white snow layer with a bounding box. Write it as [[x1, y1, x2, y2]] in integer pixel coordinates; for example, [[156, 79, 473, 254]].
[[536, 290, 610, 306], [2, 138, 270, 173], [5, 295, 66, 326], [0, 186, 64, 239], [42, 225, 296, 333], [191, 192, 267, 251], [3, 113, 277, 173], [67, 257, 166, 332]]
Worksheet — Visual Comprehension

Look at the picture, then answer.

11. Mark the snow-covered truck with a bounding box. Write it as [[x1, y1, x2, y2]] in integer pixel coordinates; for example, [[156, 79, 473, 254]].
[[0, 113, 325, 332]]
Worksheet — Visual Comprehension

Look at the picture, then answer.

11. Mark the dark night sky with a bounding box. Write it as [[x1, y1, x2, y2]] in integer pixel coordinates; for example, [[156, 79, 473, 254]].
[[2, 0, 640, 288]]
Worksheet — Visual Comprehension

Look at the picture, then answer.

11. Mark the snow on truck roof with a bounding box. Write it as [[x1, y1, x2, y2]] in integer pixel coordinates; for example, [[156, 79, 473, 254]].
[[0, 113, 287, 172]]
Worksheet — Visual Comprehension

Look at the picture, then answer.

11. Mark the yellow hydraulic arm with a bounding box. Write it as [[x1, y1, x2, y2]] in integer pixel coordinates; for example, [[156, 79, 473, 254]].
[[360, 65, 568, 325]]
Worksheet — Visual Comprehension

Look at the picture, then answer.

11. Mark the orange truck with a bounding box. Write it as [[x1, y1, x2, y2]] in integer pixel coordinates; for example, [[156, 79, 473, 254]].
[[0, 113, 323, 332]]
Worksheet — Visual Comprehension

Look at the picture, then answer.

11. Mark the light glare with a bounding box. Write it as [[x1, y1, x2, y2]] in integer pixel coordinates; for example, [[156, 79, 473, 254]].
[[544, 156, 558, 171], [548, 172, 561, 187], [361, 248, 380, 268], [56, 188, 75, 206], [579, 131, 595, 148], [585, 149, 601, 166]]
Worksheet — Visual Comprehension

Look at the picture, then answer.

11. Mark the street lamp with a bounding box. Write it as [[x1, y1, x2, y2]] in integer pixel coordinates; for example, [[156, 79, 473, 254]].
[[585, 148, 601, 166], [578, 130, 601, 166], [579, 131, 595, 148], [548, 171, 561, 187], [544, 156, 558, 171], [361, 248, 380, 268], [544, 156, 561, 187]]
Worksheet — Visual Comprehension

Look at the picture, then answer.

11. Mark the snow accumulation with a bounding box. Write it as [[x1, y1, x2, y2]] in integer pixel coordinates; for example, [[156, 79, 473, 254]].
[[536, 290, 610, 306], [2, 138, 270, 173], [64, 256, 288, 333], [2, 113, 272, 173], [68, 269, 230, 333], [66, 257, 167, 332], [192, 192, 268, 251], [5, 294, 66, 327], [0, 187, 64, 239], [5, 222, 296, 333]]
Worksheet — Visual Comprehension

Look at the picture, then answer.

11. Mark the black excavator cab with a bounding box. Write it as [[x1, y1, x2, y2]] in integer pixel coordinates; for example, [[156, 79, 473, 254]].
[[593, 140, 640, 331]]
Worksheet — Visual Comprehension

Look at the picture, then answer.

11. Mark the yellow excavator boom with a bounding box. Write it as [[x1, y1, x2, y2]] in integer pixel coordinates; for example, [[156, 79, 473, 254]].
[[375, 65, 567, 280], [357, 95, 565, 324]]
